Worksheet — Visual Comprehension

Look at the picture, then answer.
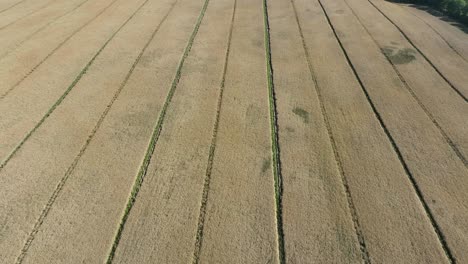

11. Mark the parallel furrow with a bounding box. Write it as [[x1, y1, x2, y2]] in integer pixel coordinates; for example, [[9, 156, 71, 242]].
[[290, 0, 371, 262], [191, 0, 236, 262], [342, 0, 466, 166], [0, 0, 119, 100], [399, 5, 468, 64], [105, 0, 210, 261], [317, 0, 456, 262], [366, 0, 467, 102], [262, 0, 285, 262], [0, 0, 130, 170], [0, 0, 58, 31], [0, 0, 91, 61], [0, 0, 28, 14], [14, 1, 177, 262]]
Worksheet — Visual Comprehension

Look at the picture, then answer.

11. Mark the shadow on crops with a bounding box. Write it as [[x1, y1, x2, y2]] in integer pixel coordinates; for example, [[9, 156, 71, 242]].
[[385, 0, 468, 34]]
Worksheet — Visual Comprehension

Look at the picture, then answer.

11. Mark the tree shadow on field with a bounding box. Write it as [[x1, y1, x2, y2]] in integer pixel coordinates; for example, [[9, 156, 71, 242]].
[[385, 0, 468, 34]]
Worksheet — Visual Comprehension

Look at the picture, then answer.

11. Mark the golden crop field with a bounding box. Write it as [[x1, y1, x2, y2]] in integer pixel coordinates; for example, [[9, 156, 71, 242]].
[[0, 0, 467, 263]]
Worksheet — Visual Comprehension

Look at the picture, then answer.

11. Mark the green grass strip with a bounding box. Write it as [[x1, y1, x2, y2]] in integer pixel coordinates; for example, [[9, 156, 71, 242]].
[[13, 1, 178, 263], [191, 1, 237, 263], [105, 0, 211, 262], [0, 0, 149, 171], [262, 0, 286, 263]]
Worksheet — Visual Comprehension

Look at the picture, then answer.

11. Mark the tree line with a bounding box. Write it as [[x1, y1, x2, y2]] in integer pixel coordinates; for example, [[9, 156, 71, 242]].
[[408, 0, 468, 24]]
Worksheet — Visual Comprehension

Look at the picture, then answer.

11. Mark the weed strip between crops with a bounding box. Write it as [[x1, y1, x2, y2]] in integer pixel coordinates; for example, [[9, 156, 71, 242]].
[[191, 0, 237, 263], [105, 0, 211, 262], [14, 1, 178, 263], [262, 0, 286, 262]]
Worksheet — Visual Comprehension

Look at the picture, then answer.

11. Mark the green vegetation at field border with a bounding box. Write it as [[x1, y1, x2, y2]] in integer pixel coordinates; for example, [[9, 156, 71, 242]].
[[191, 0, 236, 263], [262, 0, 285, 263], [0, 0, 143, 171], [402, 6, 468, 65], [394, 0, 468, 25], [317, 0, 456, 262], [105, 0, 210, 262], [368, 0, 468, 102], [344, 0, 468, 166], [13, 1, 178, 262]]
